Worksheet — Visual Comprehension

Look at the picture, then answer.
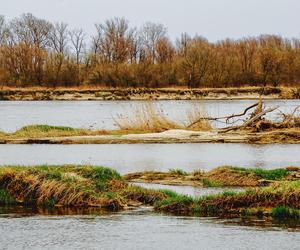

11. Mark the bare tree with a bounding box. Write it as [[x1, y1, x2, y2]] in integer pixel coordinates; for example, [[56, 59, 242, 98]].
[[93, 17, 137, 63], [176, 32, 192, 57], [69, 28, 85, 65], [180, 38, 213, 88], [49, 22, 69, 54], [140, 22, 167, 63], [0, 15, 9, 45], [9, 13, 53, 48]]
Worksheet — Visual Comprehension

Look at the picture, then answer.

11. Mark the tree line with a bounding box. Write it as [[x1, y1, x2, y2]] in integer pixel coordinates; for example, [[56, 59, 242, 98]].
[[1, 13, 300, 88]]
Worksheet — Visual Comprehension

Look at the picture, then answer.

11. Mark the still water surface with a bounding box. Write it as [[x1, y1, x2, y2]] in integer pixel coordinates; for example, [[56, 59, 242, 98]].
[[132, 182, 245, 196], [1, 143, 299, 174], [0, 208, 299, 250], [1, 99, 300, 249], [1, 99, 299, 132]]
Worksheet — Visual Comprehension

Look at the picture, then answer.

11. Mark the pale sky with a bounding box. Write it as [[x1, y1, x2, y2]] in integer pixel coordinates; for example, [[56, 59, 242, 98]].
[[1, 0, 299, 41]]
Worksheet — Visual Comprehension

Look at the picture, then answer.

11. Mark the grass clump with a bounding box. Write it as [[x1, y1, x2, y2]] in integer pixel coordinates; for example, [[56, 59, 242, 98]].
[[202, 178, 223, 187], [115, 103, 183, 133], [169, 169, 188, 176], [114, 102, 212, 133], [232, 167, 289, 180], [155, 192, 194, 214], [121, 185, 167, 205], [271, 206, 300, 219], [155, 181, 300, 217], [18, 125, 77, 132], [0, 125, 111, 139], [0, 165, 171, 211], [0, 189, 16, 205]]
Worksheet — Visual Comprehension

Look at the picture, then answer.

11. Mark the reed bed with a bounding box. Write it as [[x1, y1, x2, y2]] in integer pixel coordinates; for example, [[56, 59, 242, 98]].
[[114, 102, 212, 132]]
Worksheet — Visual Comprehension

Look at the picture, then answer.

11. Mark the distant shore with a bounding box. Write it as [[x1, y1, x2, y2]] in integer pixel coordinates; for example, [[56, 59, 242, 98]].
[[0, 86, 299, 101]]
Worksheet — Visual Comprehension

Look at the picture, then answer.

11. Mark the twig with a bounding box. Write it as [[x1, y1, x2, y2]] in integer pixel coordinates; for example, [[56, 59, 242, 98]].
[[219, 106, 279, 133], [187, 102, 259, 128]]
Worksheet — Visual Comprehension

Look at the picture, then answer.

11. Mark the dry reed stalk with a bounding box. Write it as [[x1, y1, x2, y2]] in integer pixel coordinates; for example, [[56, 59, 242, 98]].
[[115, 102, 212, 132]]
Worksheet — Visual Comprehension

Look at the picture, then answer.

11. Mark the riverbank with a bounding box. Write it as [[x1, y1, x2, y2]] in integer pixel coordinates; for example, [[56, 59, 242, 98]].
[[0, 165, 166, 210], [0, 86, 299, 101], [124, 166, 299, 188], [1, 128, 300, 144], [154, 180, 300, 218]]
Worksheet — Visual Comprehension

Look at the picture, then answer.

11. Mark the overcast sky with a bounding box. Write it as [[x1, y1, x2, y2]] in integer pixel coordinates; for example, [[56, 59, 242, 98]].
[[1, 0, 299, 41]]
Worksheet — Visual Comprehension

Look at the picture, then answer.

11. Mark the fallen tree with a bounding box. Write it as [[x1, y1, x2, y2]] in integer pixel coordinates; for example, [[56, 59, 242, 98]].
[[188, 99, 300, 133]]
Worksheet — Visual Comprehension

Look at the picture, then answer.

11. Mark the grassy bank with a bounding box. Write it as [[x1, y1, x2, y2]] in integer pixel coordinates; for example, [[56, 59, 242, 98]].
[[0, 165, 166, 210], [154, 181, 300, 219], [0, 125, 156, 139], [0, 165, 299, 220], [124, 166, 296, 188]]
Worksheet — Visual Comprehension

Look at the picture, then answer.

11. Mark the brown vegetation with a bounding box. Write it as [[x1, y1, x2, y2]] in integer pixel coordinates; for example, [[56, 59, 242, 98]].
[[124, 166, 298, 188], [0, 165, 166, 210], [154, 181, 300, 217], [115, 102, 212, 132], [1, 14, 300, 89]]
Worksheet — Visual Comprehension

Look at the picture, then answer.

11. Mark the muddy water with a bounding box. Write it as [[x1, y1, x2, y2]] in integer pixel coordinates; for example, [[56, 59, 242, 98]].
[[0, 99, 299, 132], [0, 207, 299, 250], [132, 182, 245, 196], [1, 143, 299, 174]]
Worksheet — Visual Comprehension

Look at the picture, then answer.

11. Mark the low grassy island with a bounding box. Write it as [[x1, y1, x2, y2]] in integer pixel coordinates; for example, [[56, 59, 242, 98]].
[[1, 100, 300, 144], [0, 165, 299, 221], [125, 166, 298, 187], [154, 181, 300, 219], [0, 165, 166, 210]]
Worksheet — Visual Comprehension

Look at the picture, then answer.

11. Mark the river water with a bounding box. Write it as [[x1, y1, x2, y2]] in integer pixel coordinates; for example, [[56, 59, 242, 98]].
[[1, 143, 299, 174], [132, 182, 245, 196], [1, 99, 300, 249], [0, 207, 299, 250], [0, 99, 299, 132]]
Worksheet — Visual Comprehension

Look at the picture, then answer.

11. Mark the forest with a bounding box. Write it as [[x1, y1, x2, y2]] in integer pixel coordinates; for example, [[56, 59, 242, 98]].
[[1, 13, 300, 89]]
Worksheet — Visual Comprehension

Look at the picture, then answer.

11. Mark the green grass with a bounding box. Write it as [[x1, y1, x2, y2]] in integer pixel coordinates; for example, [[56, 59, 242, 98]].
[[155, 181, 300, 217], [169, 169, 188, 176], [0, 189, 16, 205], [160, 189, 180, 198], [232, 167, 289, 180], [17, 125, 78, 132], [0, 165, 125, 208], [155, 193, 194, 207], [202, 178, 223, 187], [0, 165, 172, 210], [271, 206, 300, 219]]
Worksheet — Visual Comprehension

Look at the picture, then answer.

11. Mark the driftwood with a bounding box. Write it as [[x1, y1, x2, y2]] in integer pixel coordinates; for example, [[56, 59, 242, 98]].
[[187, 98, 300, 133], [187, 102, 259, 128], [219, 106, 279, 133]]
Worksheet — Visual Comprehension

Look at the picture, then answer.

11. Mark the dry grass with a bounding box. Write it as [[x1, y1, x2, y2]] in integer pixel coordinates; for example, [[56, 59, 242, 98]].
[[0, 165, 169, 210], [125, 166, 296, 188], [114, 103, 183, 132], [114, 102, 212, 132], [185, 103, 212, 131], [0, 165, 124, 208], [155, 180, 300, 216], [0, 125, 109, 139]]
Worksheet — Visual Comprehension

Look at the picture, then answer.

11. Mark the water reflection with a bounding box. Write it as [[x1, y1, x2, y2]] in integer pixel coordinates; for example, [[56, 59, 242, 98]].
[[0, 143, 299, 174], [131, 182, 245, 197], [0, 206, 299, 250]]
